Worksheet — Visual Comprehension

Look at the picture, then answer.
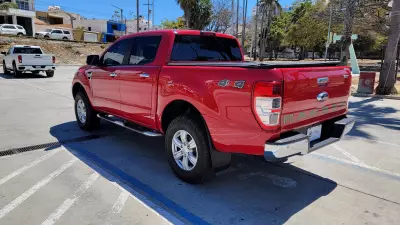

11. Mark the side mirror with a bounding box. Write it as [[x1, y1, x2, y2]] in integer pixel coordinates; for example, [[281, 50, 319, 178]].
[[1, 52, 6, 55], [86, 55, 100, 65]]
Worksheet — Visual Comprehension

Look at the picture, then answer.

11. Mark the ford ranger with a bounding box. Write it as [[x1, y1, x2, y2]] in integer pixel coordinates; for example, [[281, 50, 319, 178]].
[[72, 30, 355, 183]]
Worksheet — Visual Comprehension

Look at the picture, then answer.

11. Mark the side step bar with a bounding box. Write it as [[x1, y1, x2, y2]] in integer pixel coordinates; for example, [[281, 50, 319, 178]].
[[97, 114, 162, 137]]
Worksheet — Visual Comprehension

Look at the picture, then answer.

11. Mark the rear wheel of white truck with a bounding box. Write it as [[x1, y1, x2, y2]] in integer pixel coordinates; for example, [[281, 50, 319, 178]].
[[165, 116, 213, 184], [46, 71, 54, 77], [12, 63, 21, 77], [74, 92, 99, 131]]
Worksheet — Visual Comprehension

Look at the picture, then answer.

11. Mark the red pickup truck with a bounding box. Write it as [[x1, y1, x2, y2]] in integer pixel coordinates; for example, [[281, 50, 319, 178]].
[[72, 30, 355, 183]]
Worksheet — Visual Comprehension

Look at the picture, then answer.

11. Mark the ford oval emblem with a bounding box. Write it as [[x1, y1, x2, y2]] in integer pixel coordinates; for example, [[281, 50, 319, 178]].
[[317, 92, 329, 102]]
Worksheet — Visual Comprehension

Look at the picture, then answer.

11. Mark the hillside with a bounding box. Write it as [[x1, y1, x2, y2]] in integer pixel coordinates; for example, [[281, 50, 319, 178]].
[[0, 36, 109, 65]]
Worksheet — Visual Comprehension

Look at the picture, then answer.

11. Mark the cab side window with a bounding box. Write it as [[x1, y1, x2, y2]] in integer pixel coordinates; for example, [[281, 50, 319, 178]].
[[101, 39, 130, 66], [129, 36, 161, 65]]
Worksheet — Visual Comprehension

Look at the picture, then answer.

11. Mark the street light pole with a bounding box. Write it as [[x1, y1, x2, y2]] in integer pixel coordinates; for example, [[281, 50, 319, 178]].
[[136, 0, 140, 33], [324, 5, 333, 61]]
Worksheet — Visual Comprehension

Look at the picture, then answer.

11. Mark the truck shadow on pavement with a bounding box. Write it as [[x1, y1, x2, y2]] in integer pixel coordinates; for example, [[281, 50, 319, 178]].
[[50, 121, 337, 225], [348, 97, 400, 139], [0, 72, 49, 79]]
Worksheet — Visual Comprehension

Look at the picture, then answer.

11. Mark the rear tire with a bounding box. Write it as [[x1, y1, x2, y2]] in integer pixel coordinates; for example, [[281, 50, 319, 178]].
[[3, 62, 9, 74], [63, 37, 68, 40], [46, 71, 54, 77], [12, 63, 21, 77], [74, 92, 100, 131], [17, 33, 23, 37], [165, 115, 213, 184]]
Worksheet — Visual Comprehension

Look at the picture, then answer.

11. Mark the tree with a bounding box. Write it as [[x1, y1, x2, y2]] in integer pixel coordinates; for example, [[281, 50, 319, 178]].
[[0, 2, 18, 24], [177, 0, 212, 29], [161, 17, 186, 29], [377, 0, 399, 95], [207, 0, 232, 33], [340, 0, 357, 65], [258, 0, 282, 61]]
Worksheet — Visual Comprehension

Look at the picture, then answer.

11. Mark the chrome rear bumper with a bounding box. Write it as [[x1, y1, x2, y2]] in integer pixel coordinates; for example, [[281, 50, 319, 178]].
[[264, 117, 355, 161]]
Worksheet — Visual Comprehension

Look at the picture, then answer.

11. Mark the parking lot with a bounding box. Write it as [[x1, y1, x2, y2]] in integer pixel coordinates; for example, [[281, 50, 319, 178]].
[[0, 66, 400, 225]]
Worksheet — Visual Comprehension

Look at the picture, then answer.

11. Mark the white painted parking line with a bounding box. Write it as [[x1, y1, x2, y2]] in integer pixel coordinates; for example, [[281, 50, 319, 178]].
[[104, 191, 130, 225], [332, 143, 367, 166], [41, 172, 100, 225], [109, 191, 129, 214], [0, 149, 61, 186], [352, 136, 400, 147], [0, 158, 77, 220], [63, 147, 182, 225], [312, 152, 400, 179]]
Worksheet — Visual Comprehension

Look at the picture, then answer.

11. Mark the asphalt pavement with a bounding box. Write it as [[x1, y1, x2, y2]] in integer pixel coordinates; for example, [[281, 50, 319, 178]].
[[0, 66, 399, 225]]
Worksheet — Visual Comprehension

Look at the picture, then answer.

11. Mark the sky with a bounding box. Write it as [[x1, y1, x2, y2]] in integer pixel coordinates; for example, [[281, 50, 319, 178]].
[[35, 0, 295, 26]]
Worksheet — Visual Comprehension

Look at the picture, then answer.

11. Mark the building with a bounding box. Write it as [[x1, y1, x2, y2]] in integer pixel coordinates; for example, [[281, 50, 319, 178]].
[[0, 0, 36, 36], [75, 19, 126, 42], [126, 16, 157, 33]]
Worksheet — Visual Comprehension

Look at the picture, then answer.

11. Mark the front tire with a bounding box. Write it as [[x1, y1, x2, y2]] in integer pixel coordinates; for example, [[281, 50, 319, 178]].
[[46, 71, 54, 77], [165, 116, 213, 184], [3, 62, 9, 74], [74, 92, 100, 131]]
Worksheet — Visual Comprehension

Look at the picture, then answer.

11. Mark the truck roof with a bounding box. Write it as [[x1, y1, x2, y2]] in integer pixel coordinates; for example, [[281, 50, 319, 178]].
[[119, 29, 236, 41], [13, 45, 41, 48]]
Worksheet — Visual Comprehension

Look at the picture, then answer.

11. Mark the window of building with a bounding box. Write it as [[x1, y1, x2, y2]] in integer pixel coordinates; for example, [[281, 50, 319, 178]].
[[101, 39, 130, 66], [88, 27, 92, 31], [139, 28, 141, 31], [144, 28, 146, 30], [111, 24, 118, 30], [16, 0, 29, 11], [129, 36, 161, 65]]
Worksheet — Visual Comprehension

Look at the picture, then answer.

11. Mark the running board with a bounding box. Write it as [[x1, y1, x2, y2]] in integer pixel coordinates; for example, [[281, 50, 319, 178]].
[[97, 114, 162, 137]]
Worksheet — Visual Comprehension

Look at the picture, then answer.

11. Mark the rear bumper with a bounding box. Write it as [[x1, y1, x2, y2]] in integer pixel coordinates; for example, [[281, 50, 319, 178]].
[[18, 65, 55, 71], [264, 117, 355, 161]]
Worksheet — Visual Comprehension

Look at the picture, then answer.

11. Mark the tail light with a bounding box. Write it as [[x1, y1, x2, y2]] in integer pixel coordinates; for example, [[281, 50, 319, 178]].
[[253, 81, 282, 130], [52, 56, 55, 64], [18, 55, 22, 63]]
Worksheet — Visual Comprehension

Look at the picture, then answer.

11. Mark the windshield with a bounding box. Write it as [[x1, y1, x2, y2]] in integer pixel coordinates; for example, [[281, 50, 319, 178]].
[[170, 35, 242, 61], [45, 29, 52, 33], [13, 47, 43, 54]]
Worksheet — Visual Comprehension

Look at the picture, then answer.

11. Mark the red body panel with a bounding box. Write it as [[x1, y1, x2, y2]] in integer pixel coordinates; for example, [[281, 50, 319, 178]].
[[72, 30, 350, 156]]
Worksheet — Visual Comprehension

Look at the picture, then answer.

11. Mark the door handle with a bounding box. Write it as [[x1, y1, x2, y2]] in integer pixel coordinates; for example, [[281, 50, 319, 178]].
[[110, 72, 117, 77], [139, 73, 150, 78]]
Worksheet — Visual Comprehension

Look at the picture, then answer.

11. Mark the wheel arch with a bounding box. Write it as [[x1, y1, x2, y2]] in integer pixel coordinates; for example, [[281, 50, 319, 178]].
[[72, 82, 94, 106], [160, 99, 231, 169]]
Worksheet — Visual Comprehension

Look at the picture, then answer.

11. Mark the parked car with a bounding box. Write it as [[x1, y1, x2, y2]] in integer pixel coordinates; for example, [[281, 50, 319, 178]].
[[35, 28, 73, 40], [0, 24, 26, 36], [72, 30, 355, 183], [2, 45, 56, 77]]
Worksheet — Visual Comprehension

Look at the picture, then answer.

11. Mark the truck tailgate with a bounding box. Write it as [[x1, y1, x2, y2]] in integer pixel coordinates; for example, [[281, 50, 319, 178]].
[[20, 54, 53, 65], [280, 66, 351, 132]]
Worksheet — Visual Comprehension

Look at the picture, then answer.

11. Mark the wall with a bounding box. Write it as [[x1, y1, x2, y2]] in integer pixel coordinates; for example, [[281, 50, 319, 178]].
[[75, 19, 108, 33]]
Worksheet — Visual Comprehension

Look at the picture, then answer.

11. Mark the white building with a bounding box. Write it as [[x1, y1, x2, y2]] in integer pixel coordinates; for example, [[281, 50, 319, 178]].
[[0, 0, 36, 36], [126, 16, 156, 33]]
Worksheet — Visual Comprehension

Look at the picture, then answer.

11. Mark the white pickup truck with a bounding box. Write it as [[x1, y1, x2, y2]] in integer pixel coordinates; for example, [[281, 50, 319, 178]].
[[2, 45, 56, 77]]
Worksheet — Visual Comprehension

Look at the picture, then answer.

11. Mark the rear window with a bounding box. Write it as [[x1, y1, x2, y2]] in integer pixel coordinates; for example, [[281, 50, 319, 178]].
[[13, 47, 43, 54], [63, 30, 70, 34], [16, 25, 23, 29], [171, 35, 242, 61]]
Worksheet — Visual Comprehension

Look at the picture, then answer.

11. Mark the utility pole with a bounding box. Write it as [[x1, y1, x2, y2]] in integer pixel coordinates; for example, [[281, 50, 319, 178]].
[[241, 0, 248, 49], [253, 0, 259, 60], [231, 0, 235, 35], [143, 0, 152, 30], [324, 5, 332, 61], [112, 4, 126, 34], [152, 0, 154, 29], [137, 0, 140, 33], [236, 0, 239, 38]]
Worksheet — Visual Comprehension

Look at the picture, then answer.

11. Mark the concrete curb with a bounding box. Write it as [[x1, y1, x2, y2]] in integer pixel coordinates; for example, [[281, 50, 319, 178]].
[[351, 93, 400, 100]]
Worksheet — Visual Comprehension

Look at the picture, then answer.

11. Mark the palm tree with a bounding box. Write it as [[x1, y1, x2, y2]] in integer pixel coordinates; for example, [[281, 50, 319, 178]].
[[258, 0, 281, 61], [377, 0, 399, 94], [340, 0, 357, 65], [177, 0, 196, 28]]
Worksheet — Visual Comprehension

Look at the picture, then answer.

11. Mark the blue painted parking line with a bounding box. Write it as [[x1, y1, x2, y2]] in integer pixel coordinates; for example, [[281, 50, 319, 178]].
[[64, 142, 209, 225]]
